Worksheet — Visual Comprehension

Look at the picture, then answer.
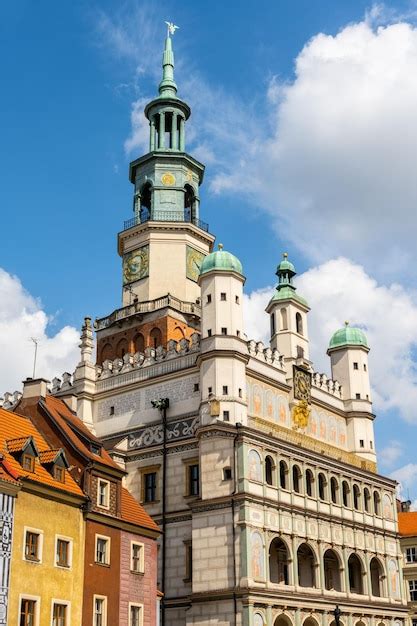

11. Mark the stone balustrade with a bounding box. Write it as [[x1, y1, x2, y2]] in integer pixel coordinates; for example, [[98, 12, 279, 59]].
[[311, 371, 342, 398]]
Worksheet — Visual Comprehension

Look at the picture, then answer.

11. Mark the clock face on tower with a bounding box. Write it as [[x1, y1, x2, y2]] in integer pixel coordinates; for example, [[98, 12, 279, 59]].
[[186, 246, 205, 283], [123, 246, 149, 285], [293, 366, 312, 403]]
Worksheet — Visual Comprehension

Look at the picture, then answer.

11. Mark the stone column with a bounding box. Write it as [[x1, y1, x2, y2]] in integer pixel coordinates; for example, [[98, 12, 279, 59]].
[[159, 111, 165, 149], [292, 536, 299, 588], [150, 116, 156, 151], [172, 112, 178, 150], [318, 541, 325, 590], [365, 552, 371, 598], [343, 547, 350, 595], [266, 606, 273, 626], [179, 116, 185, 151], [295, 608, 301, 626]]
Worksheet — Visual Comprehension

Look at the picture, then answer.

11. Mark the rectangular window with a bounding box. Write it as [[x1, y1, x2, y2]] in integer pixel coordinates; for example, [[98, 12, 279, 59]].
[[207, 329, 212, 337], [93, 596, 107, 626], [221, 327, 227, 335], [220, 292, 227, 301], [22, 454, 35, 472], [235, 295, 240, 304], [193, 383, 199, 392], [20, 598, 36, 626], [54, 466, 65, 483], [56, 539, 70, 567], [129, 604, 142, 626], [144, 472, 157, 503], [188, 464, 199, 496], [223, 467, 232, 480], [223, 410, 230, 422], [359, 439, 364, 448], [355, 393, 361, 399], [110, 406, 115, 416], [97, 479, 110, 509], [407, 547, 417, 563], [52, 603, 67, 626], [238, 388, 242, 398], [208, 386, 212, 395], [95, 536, 110, 565], [353, 362, 359, 370], [236, 330, 240, 337], [409, 580, 417, 601], [222, 385, 228, 395], [184, 541, 192, 582], [25, 531, 40, 561], [207, 294, 212, 304], [364, 363, 367, 371], [131, 542, 144, 573]]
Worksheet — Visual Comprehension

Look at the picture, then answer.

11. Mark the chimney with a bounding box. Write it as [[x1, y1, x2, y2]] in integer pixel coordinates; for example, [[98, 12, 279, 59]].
[[401, 500, 412, 513], [22, 378, 49, 399]]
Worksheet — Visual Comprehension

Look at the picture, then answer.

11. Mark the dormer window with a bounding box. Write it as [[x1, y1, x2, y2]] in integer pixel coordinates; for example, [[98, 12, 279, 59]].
[[91, 444, 101, 456], [22, 454, 35, 473], [97, 479, 110, 509], [54, 466, 65, 483]]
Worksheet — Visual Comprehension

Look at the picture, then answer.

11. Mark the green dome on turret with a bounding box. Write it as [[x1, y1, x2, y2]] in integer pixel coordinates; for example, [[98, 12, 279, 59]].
[[268, 252, 309, 308], [276, 253, 295, 275], [328, 322, 368, 351], [199, 244, 243, 277]]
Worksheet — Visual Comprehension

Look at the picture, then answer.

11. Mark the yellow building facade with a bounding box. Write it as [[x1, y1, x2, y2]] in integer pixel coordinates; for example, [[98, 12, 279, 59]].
[[8, 489, 85, 626]]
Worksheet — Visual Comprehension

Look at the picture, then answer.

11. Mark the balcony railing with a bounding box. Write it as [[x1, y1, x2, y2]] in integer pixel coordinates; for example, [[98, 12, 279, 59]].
[[123, 209, 209, 233], [95, 294, 201, 331]]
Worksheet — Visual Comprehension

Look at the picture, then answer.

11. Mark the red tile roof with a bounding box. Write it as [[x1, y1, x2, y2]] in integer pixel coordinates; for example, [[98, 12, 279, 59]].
[[0, 408, 83, 497], [42, 396, 120, 471], [39, 449, 62, 464], [7, 436, 33, 453], [398, 511, 417, 537], [120, 486, 159, 532], [0, 457, 20, 486]]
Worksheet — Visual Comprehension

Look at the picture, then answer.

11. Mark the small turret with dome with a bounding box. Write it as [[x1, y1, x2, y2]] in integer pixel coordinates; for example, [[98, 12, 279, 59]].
[[327, 321, 374, 462], [198, 244, 247, 427], [266, 252, 310, 366]]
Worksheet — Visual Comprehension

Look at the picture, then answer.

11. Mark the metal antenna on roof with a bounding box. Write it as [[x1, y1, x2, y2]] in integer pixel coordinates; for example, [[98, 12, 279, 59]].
[[30, 337, 39, 378]]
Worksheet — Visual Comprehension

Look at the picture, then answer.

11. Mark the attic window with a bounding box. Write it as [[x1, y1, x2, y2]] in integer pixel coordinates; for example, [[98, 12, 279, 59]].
[[91, 444, 101, 455], [22, 454, 35, 473], [54, 466, 65, 483]]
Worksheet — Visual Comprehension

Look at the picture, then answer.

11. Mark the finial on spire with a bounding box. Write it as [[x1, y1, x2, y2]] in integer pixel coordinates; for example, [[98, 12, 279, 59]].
[[159, 21, 178, 98], [344, 320, 349, 327], [283, 252, 288, 259], [218, 243, 224, 250], [165, 21, 179, 37]]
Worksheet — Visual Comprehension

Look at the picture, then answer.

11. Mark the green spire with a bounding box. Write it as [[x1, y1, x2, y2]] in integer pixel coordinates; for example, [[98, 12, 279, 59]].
[[270, 253, 309, 307], [158, 28, 178, 98]]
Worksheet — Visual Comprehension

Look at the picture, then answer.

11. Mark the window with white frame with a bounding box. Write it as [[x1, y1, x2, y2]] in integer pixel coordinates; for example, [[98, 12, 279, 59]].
[[93, 596, 107, 626], [52, 601, 69, 626], [409, 580, 417, 601], [407, 547, 417, 563], [95, 535, 110, 565], [131, 541, 144, 573], [129, 603, 143, 626], [19, 596, 39, 626], [23, 527, 43, 563], [97, 479, 110, 509], [55, 536, 72, 568]]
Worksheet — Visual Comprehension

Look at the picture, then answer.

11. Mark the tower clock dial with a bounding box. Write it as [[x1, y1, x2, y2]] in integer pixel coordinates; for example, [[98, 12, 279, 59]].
[[123, 246, 149, 285], [186, 246, 205, 283], [293, 366, 311, 403]]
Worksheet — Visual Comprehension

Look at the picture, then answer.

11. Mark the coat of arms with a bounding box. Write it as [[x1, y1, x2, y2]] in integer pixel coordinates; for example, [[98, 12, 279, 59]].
[[292, 399, 310, 430]]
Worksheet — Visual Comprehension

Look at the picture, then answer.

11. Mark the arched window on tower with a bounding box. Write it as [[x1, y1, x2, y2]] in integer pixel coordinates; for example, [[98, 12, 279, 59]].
[[269, 538, 289, 584], [280, 308, 288, 330], [296, 312, 303, 335], [279, 460, 288, 489], [150, 327, 162, 348], [265, 456, 275, 486], [133, 333, 145, 353], [184, 184, 196, 222], [140, 182, 152, 222]]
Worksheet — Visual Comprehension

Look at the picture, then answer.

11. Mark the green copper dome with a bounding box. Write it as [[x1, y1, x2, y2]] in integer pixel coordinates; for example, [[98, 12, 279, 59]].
[[200, 244, 243, 276], [277, 252, 295, 274], [328, 322, 368, 350]]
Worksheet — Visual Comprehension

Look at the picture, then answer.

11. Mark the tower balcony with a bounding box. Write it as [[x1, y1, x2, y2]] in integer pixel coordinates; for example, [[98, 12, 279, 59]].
[[123, 209, 209, 233]]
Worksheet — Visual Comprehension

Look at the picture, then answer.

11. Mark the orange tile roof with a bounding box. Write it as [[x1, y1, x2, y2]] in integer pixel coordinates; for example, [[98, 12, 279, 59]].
[[7, 436, 33, 453], [120, 486, 159, 532], [43, 396, 120, 471], [398, 511, 417, 537], [0, 408, 83, 497], [0, 458, 20, 486], [39, 449, 62, 464]]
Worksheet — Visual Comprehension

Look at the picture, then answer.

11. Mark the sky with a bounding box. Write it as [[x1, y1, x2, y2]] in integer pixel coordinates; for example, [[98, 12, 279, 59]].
[[1, 0, 417, 500]]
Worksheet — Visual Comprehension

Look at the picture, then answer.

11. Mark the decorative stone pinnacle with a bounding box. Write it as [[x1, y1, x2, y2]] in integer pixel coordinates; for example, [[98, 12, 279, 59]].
[[79, 316, 94, 363]]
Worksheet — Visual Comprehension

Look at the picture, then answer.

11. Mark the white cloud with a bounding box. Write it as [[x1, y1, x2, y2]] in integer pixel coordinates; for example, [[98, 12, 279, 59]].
[[378, 440, 404, 468], [244, 257, 417, 423], [0, 269, 79, 395], [210, 18, 417, 280], [390, 463, 417, 501]]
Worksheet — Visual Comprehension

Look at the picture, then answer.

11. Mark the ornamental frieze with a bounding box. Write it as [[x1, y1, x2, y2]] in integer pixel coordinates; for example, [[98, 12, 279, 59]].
[[128, 415, 199, 450]]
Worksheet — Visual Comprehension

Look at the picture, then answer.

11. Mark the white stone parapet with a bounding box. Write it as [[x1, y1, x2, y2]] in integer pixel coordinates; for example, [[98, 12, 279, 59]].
[[247, 339, 285, 370], [311, 371, 343, 398], [0, 390, 22, 410]]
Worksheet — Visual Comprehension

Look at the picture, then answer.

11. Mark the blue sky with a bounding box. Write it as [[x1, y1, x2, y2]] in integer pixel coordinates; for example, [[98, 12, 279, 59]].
[[2, 0, 417, 499]]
